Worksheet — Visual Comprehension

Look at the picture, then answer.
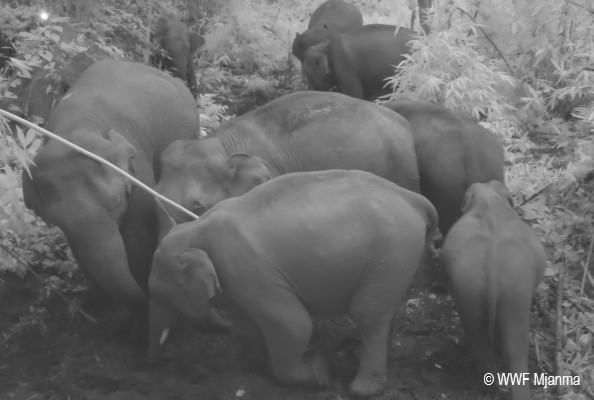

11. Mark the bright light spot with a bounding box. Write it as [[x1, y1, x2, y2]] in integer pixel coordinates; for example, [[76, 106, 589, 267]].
[[39, 11, 49, 21]]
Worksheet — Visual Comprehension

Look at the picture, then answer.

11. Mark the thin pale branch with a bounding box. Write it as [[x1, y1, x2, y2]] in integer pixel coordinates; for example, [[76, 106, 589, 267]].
[[565, 0, 594, 14]]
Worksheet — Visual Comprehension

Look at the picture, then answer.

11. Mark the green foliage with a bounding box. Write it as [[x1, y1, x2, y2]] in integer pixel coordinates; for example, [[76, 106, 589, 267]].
[[387, 20, 515, 127], [201, 0, 303, 74], [0, 117, 74, 279], [197, 92, 229, 134]]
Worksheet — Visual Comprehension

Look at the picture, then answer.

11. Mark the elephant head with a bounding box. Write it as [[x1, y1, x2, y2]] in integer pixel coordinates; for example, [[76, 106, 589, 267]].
[[155, 140, 272, 241], [292, 26, 333, 62], [22, 129, 146, 307], [461, 180, 513, 213], [148, 234, 220, 365], [302, 43, 335, 91]]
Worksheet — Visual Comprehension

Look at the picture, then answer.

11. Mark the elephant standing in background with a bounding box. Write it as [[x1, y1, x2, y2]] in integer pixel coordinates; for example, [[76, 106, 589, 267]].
[[382, 99, 505, 236], [303, 24, 417, 100], [22, 60, 201, 313], [154, 91, 420, 234], [292, 0, 362, 64], [151, 16, 205, 99], [149, 170, 438, 397], [441, 181, 546, 400]]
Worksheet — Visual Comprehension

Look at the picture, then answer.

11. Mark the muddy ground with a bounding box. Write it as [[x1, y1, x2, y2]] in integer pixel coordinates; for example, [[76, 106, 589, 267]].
[[0, 255, 550, 400]]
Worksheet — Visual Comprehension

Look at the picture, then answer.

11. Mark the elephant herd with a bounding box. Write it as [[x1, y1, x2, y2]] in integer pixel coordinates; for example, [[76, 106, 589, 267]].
[[19, 2, 546, 400]]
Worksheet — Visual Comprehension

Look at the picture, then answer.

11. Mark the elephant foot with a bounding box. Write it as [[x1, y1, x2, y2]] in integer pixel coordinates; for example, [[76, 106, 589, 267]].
[[274, 354, 330, 388], [309, 354, 331, 387], [349, 371, 386, 398]]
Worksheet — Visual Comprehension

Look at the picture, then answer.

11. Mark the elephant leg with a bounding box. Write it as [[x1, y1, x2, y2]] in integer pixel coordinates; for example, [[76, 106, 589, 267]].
[[419, 175, 463, 237], [62, 216, 147, 312], [497, 295, 532, 400], [334, 64, 365, 99], [348, 264, 409, 397], [119, 201, 157, 341], [250, 290, 329, 387], [120, 189, 158, 296], [454, 288, 496, 377]]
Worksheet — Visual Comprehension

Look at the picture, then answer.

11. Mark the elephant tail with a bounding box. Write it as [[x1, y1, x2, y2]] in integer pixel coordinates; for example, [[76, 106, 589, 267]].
[[420, 198, 439, 264]]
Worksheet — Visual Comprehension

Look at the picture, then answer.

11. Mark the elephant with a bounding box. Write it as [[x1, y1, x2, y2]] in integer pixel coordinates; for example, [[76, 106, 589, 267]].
[[441, 181, 546, 400], [292, 0, 363, 63], [382, 99, 505, 236], [148, 169, 438, 397], [302, 24, 417, 100], [21, 60, 201, 313], [150, 16, 205, 99], [155, 91, 420, 233], [0, 30, 16, 70]]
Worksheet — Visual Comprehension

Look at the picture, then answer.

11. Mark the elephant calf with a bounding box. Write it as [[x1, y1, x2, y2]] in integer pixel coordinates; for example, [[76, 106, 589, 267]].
[[150, 16, 205, 98], [441, 181, 546, 400], [149, 170, 438, 397], [292, 0, 363, 63], [303, 24, 417, 100]]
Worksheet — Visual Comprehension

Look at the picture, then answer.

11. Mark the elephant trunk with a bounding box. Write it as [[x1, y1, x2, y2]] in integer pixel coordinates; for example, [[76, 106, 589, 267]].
[[63, 216, 146, 310], [148, 298, 176, 366]]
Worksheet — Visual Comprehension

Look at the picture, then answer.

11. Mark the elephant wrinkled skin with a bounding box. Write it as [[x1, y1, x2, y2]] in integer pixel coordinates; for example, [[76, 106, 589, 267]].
[[292, 0, 363, 63], [151, 16, 205, 98], [441, 181, 546, 400], [382, 99, 505, 235], [22, 60, 200, 311], [303, 24, 417, 100], [149, 170, 438, 397], [155, 91, 420, 234]]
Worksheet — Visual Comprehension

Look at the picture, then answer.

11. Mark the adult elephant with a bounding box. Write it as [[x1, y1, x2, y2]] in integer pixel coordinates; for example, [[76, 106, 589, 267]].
[[382, 99, 505, 236], [155, 91, 419, 232], [149, 170, 438, 397], [150, 16, 205, 99], [292, 0, 363, 63], [303, 24, 417, 100], [22, 60, 201, 312]]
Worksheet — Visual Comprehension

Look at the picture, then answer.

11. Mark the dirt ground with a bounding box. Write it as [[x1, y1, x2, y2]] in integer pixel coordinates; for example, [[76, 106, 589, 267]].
[[0, 254, 550, 400]]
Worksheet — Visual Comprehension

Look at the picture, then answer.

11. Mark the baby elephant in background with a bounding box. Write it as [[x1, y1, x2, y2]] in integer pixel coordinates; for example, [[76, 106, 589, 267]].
[[149, 170, 438, 397], [303, 24, 416, 100], [151, 16, 205, 98], [292, 0, 363, 63], [441, 181, 546, 400]]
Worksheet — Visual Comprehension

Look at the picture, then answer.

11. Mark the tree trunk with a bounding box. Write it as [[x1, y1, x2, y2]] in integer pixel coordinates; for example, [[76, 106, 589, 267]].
[[418, 0, 432, 35], [144, 0, 153, 64]]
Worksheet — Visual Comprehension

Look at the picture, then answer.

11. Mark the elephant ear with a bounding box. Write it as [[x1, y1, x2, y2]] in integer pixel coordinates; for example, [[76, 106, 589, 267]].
[[177, 248, 220, 299], [104, 129, 137, 195], [308, 49, 331, 77], [489, 180, 514, 207], [461, 184, 478, 213], [71, 129, 136, 187], [188, 32, 205, 53], [225, 153, 272, 197]]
